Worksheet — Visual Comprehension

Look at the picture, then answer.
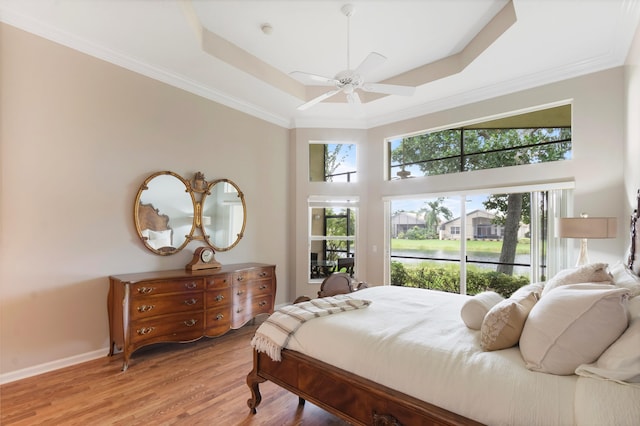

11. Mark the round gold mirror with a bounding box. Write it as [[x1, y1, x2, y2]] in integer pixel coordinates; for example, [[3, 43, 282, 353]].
[[201, 178, 246, 251], [134, 171, 195, 255]]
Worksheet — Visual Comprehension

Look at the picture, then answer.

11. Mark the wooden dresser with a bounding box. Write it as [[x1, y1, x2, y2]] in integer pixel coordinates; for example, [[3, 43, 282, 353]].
[[108, 263, 276, 370]]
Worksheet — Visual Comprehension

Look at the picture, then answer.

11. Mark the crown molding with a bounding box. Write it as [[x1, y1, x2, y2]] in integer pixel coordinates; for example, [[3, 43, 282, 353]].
[[0, 7, 292, 129]]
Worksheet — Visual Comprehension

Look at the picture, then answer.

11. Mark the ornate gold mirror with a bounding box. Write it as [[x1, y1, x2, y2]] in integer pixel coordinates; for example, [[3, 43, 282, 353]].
[[134, 171, 195, 255], [134, 172, 246, 255], [202, 179, 246, 251]]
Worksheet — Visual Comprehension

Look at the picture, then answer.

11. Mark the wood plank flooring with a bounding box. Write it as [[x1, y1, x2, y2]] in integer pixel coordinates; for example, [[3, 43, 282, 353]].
[[0, 322, 350, 425]]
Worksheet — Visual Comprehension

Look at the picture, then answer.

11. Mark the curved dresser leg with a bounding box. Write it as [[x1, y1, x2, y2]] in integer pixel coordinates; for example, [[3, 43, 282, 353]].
[[246, 368, 266, 414]]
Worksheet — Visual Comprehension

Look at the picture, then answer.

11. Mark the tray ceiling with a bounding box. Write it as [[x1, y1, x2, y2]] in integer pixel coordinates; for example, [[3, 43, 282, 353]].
[[1, 0, 639, 129]]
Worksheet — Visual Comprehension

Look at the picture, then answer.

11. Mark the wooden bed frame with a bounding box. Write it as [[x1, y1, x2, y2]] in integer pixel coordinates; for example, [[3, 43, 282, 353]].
[[247, 189, 640, 426], [246, 349, 481, 425]]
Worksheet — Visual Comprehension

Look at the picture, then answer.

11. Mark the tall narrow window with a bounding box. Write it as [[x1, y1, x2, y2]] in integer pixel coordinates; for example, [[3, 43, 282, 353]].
[[309, 198, 358, 282]]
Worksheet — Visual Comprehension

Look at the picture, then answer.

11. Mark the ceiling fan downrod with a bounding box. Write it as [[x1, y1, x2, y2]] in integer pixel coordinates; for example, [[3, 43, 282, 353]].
[[341, 4, 355, 70]]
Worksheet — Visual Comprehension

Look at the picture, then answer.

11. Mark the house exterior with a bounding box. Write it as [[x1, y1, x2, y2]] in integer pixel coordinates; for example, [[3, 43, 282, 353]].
[[1, 13, 639, 384], [440, 210, 530, 241], [391, 212, 425, 238]]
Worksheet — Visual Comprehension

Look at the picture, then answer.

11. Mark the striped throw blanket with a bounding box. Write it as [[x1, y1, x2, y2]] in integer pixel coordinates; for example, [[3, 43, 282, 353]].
[[250, 295, 372, 361]]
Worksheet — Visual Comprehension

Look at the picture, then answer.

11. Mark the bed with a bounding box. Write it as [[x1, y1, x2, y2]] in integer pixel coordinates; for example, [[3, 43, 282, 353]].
[[137, 202, 174, 251], [246, 191, 640, 426]]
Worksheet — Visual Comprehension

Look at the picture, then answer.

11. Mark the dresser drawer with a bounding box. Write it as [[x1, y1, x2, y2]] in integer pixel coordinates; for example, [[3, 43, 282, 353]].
[[206, 287, 231, 309], [129, 292, 204, 321], [204, 308, 231, 337], [232, 294, 273, 328], [233, 279, 274, 302], [207, 273, 231, 289], [233, 266, 274, 284], [130, 278, 205, 297], [130, 311, 204, 345]]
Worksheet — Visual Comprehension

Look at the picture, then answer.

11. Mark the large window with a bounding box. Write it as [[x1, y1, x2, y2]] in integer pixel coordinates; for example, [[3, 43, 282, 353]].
[[388, 105, 571, 180], [309, 198, 358, 282], [388, 187, 570, 297]]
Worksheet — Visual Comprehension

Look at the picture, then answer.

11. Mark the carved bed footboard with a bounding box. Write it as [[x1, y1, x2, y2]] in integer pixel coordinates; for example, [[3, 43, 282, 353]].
[[247, 349, 483, 426]]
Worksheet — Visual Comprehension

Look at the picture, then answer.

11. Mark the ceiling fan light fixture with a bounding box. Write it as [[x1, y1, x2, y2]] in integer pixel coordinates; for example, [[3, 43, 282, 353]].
[[292, 3, 415, 111]]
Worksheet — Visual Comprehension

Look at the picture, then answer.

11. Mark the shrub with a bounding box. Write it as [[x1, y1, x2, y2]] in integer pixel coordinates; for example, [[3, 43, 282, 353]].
[[390, 261, 528, 298]]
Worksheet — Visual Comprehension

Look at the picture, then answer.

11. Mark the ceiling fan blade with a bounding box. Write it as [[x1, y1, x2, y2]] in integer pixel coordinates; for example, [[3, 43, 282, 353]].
[[354, 52, 386, 77], [297, 89, 341, 111], [290, 71, 337, 86], [362, 82, 416, 96]]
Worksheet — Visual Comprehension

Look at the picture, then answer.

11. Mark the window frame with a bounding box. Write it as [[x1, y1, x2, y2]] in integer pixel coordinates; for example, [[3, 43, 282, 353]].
[[308, 197, 359, 283]]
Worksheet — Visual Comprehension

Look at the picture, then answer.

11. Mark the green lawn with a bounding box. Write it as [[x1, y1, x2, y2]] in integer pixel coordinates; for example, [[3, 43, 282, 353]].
[[391, 238, 531, 254]]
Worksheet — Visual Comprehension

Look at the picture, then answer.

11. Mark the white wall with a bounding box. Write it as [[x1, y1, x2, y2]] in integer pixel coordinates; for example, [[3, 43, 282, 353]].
[[0, 24, 289, 380], [625, 18, 640, 209]]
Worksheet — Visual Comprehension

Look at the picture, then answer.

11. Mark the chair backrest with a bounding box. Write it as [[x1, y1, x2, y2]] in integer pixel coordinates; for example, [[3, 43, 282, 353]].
[[337, 257, 354, 276], [318, 273, 353, 297]]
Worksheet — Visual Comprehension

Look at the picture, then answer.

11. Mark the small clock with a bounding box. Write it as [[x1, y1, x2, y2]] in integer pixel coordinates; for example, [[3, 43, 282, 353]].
[[186, 247, 221, 271], [200, 248, 214, 263]]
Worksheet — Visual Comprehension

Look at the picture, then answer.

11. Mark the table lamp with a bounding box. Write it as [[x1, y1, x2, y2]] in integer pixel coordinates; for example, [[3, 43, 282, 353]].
[[557, 213, 617, 266]]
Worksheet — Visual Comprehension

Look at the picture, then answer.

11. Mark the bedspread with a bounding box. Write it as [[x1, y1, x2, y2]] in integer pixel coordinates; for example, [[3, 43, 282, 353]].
[[286, 286, 583, 426]]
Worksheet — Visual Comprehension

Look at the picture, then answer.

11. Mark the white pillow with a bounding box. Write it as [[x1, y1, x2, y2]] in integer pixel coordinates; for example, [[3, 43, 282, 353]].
[[511, 282, 545, 299], [520, 284, 630, 375], [541, 263, 612, 297], [147, 229, 172, 248], [460, 291, 504, 330], [575, 318, 640, 384], [609, 261, 640, 298]]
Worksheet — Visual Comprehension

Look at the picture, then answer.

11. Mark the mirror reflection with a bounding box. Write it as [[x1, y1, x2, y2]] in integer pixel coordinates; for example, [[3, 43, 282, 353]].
[[202, 179, 246, 251], [134, 172, 247, 255], [135, 172, 195, 255]]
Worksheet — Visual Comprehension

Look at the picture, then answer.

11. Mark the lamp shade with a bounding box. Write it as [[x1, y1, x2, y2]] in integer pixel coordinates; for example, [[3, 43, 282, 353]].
[[557, 217, 617, 239]]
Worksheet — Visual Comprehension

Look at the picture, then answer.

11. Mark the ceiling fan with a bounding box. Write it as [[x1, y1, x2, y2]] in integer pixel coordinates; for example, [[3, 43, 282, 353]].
[[291, 4, 416, 112]]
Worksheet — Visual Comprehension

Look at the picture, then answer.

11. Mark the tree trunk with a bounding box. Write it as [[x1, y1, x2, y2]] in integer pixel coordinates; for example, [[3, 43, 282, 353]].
[[497, 193, 523, 275]]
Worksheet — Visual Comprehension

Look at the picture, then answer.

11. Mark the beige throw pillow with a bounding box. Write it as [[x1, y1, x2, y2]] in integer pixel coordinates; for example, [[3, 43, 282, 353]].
[[480, 291, 538, 351], [541, 263, 612, 297], [520, 284, 630, 375]]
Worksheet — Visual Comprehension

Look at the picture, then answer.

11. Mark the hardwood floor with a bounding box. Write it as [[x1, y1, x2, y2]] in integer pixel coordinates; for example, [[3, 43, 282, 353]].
[[0, 322, 350, 425]]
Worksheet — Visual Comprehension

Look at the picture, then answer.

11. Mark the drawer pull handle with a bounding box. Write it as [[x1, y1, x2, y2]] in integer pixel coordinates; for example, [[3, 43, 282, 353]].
[[137, 304, 155, 313], [216, 313, 224, 320], [259, 285, 268, 290], [183, 319, 198, 327], [237, 276, 244, 282], [236, 290, 245, 295], [184, 298, 198, 305], [137, 327, 155, 335], [259, 301, 268, 307], [259, 272, 267, 277], [215, 294, 225, 302], [185, 282, 197, 289], [138, 287, 155, 294]]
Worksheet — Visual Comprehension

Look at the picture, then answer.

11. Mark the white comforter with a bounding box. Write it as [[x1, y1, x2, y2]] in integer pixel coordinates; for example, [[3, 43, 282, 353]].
[[285, 286, 638, 426]]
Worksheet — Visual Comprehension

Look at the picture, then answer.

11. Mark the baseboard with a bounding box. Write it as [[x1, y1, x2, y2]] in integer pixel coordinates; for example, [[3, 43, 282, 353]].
[[0, 348, 109, 385]]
